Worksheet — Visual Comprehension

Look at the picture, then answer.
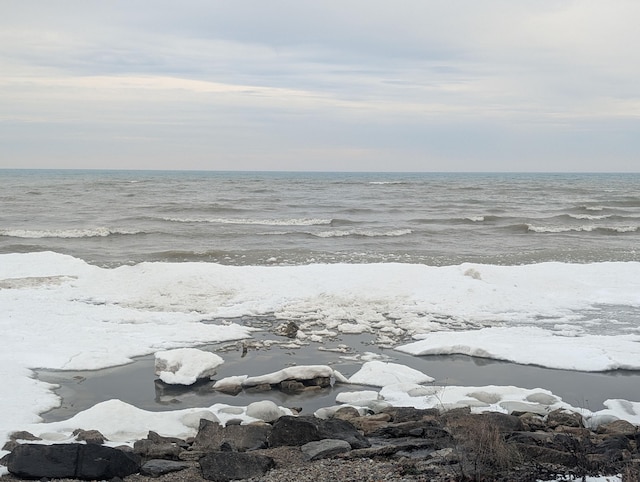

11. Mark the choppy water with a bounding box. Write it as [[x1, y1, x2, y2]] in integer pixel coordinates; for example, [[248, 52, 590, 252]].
[[1, 170, 639, 267]]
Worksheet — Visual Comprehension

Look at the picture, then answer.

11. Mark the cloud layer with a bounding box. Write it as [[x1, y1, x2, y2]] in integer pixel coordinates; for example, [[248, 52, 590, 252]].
[[1, 1, 639, 171]]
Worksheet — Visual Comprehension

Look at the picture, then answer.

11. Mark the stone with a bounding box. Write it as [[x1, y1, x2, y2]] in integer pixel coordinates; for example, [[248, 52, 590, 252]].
[[301, 439, 352, 460], [275, 321, 299, 338], [597, 419, 638, 437], [199, 452, 274, 481], [140, 459, 191, 477], [547, 409, 584, 428], [6, 443, 141, 479], [192, 419, 271, 452], [133, 439, 183, 460], [72, 429, 107, 445], [381, 406, 439, 423], [268, 415, 370, 449], [481, 412, 525, 432]]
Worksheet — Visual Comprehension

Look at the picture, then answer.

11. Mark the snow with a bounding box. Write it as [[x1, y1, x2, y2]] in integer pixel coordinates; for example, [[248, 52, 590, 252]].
[[154, 348, 224, 385], [214, 365, 338, 390], [1, 252, 640, 459], [19, 398, 292, 446], [396, 327, 640, 371], [348, 361, 435, 386]]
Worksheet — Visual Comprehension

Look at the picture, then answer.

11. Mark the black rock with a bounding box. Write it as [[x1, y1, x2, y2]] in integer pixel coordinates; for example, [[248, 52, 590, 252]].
[[6, 443, 141, 480], [140, 459, 191, 477], [199, 452, 274, 481], [192, 419, 271, 452], [267, 415, 370, 449]]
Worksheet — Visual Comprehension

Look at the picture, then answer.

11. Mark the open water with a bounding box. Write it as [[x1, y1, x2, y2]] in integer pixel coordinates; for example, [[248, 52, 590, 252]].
[[2, 170, 639, 267]]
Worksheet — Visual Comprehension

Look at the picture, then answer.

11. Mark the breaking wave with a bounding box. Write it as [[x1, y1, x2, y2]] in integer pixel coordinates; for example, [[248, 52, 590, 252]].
[[162, 217, 332, 226], [311, 229, 413, 238], [0, 228, 141, 239], [526, 224, 638, 234]]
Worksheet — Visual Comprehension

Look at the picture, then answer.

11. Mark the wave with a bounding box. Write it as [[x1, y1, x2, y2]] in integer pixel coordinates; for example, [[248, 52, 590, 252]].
[[566, 214, 612, 220], [310, 228, 413, 238], [0, 228, 141, 239], [368, 181, 407, 185], [526, 224, 638, 234], [161, 217, 333, 226]]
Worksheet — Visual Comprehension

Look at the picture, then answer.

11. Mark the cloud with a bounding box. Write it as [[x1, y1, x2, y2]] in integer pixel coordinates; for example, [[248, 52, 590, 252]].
[[0, 1, 639, 171]]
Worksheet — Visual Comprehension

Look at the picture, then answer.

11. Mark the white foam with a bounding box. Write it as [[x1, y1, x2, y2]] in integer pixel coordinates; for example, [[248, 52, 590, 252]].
[[311, 228, 412, 237], [0, 227, 139, 238], [162, 217, 332, 226]]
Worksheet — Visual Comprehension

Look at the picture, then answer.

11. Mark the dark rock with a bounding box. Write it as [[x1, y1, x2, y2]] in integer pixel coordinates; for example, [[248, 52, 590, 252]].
[[245, 383, 272, 393], [192, 419, 271, 452], [547, 409, 584, 428], [301, 439, 351, 460], [134, 438, 182, 460], [513, 443, 579, 467], [592, 435, 631, 454], [370, 420, 449, 439], [199, 452, 274, 481], [72, 429, 107, 445], [481, 412, 525, 432], [10, 431, 41, 441], [381, 407, 439, 423], [147, 430, 190, 447], [597, 419, 639, 437], [267, 415, 370, 449], [140, 459, 191, 477], [306, 376, 331, 387], [275, 321, 299, 338], [279, 380, 306, 393], [6, 443, 141, 479]]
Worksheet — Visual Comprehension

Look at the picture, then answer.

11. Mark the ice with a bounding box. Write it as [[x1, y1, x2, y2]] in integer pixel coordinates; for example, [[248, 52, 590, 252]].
[[348, 361, 435, 386], [397, 327, 640, 371], [215, 365, 337, 390], [2, 252, 640, 454], [20, 399, 292, 446], [154, 348, 224, 385]]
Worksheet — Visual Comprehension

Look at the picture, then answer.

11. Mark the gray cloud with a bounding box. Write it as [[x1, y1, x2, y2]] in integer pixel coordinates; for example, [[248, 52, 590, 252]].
[[1, 1, 639, 171]]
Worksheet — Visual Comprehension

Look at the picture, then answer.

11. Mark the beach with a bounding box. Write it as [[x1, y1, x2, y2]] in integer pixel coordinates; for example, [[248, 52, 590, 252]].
[[1, 170, 639, 479]]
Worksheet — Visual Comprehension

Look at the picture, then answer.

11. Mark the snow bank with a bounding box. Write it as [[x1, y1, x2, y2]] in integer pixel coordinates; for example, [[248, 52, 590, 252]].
[[348, 361, 434, 386], [397, 327, 640, 371]]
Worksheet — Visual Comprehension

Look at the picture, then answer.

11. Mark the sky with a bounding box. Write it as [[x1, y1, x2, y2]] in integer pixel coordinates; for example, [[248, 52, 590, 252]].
[[1, 1, 639, 172]]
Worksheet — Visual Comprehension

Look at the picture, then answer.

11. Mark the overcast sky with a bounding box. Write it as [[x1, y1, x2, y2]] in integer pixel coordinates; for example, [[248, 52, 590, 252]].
[[1, 1, 639, 172]]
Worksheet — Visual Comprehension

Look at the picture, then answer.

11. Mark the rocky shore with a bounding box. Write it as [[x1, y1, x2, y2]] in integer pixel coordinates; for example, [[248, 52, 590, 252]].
[[2, 404, 639, 481]]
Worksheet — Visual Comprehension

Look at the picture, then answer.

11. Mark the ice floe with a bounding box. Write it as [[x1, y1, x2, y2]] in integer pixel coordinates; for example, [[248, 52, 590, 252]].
[[154, 348, 224, 385]]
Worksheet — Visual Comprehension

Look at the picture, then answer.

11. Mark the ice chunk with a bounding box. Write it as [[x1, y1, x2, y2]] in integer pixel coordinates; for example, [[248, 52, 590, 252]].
[[155, 348, 224, 385]]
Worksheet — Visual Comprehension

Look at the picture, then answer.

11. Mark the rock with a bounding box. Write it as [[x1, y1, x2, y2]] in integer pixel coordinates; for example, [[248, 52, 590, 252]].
[[140, 459, 191, 477], [133, 439, 183, 460], [332, 406, 361, 421], [481, 412, 525, 432], [192, 419, 271, 452], [301, 439, 352, 460], [6, 443, 141, 479], [275, 321, 299, 338], [9, 430, 41, 441], [381, 406, 439, 423], [73, 429, 107, 445], [199, 452, 275, 481], [547, 409, 584, 428], [597, 419, 638, 437], [268, 415, 370, 449]]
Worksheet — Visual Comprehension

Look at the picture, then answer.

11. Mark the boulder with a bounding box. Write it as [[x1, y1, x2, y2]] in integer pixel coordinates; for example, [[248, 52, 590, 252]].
[[6, 443, 141, 479], [547, 409, 584, 428], [199, 452, 274, 481], [301, 439, 352, 460], [140, 459, 191, 477], [192, 419, 271, 452], [267, 415, 370, 449], [245, 400, 287, 422], [72, 429, 107, 445]]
